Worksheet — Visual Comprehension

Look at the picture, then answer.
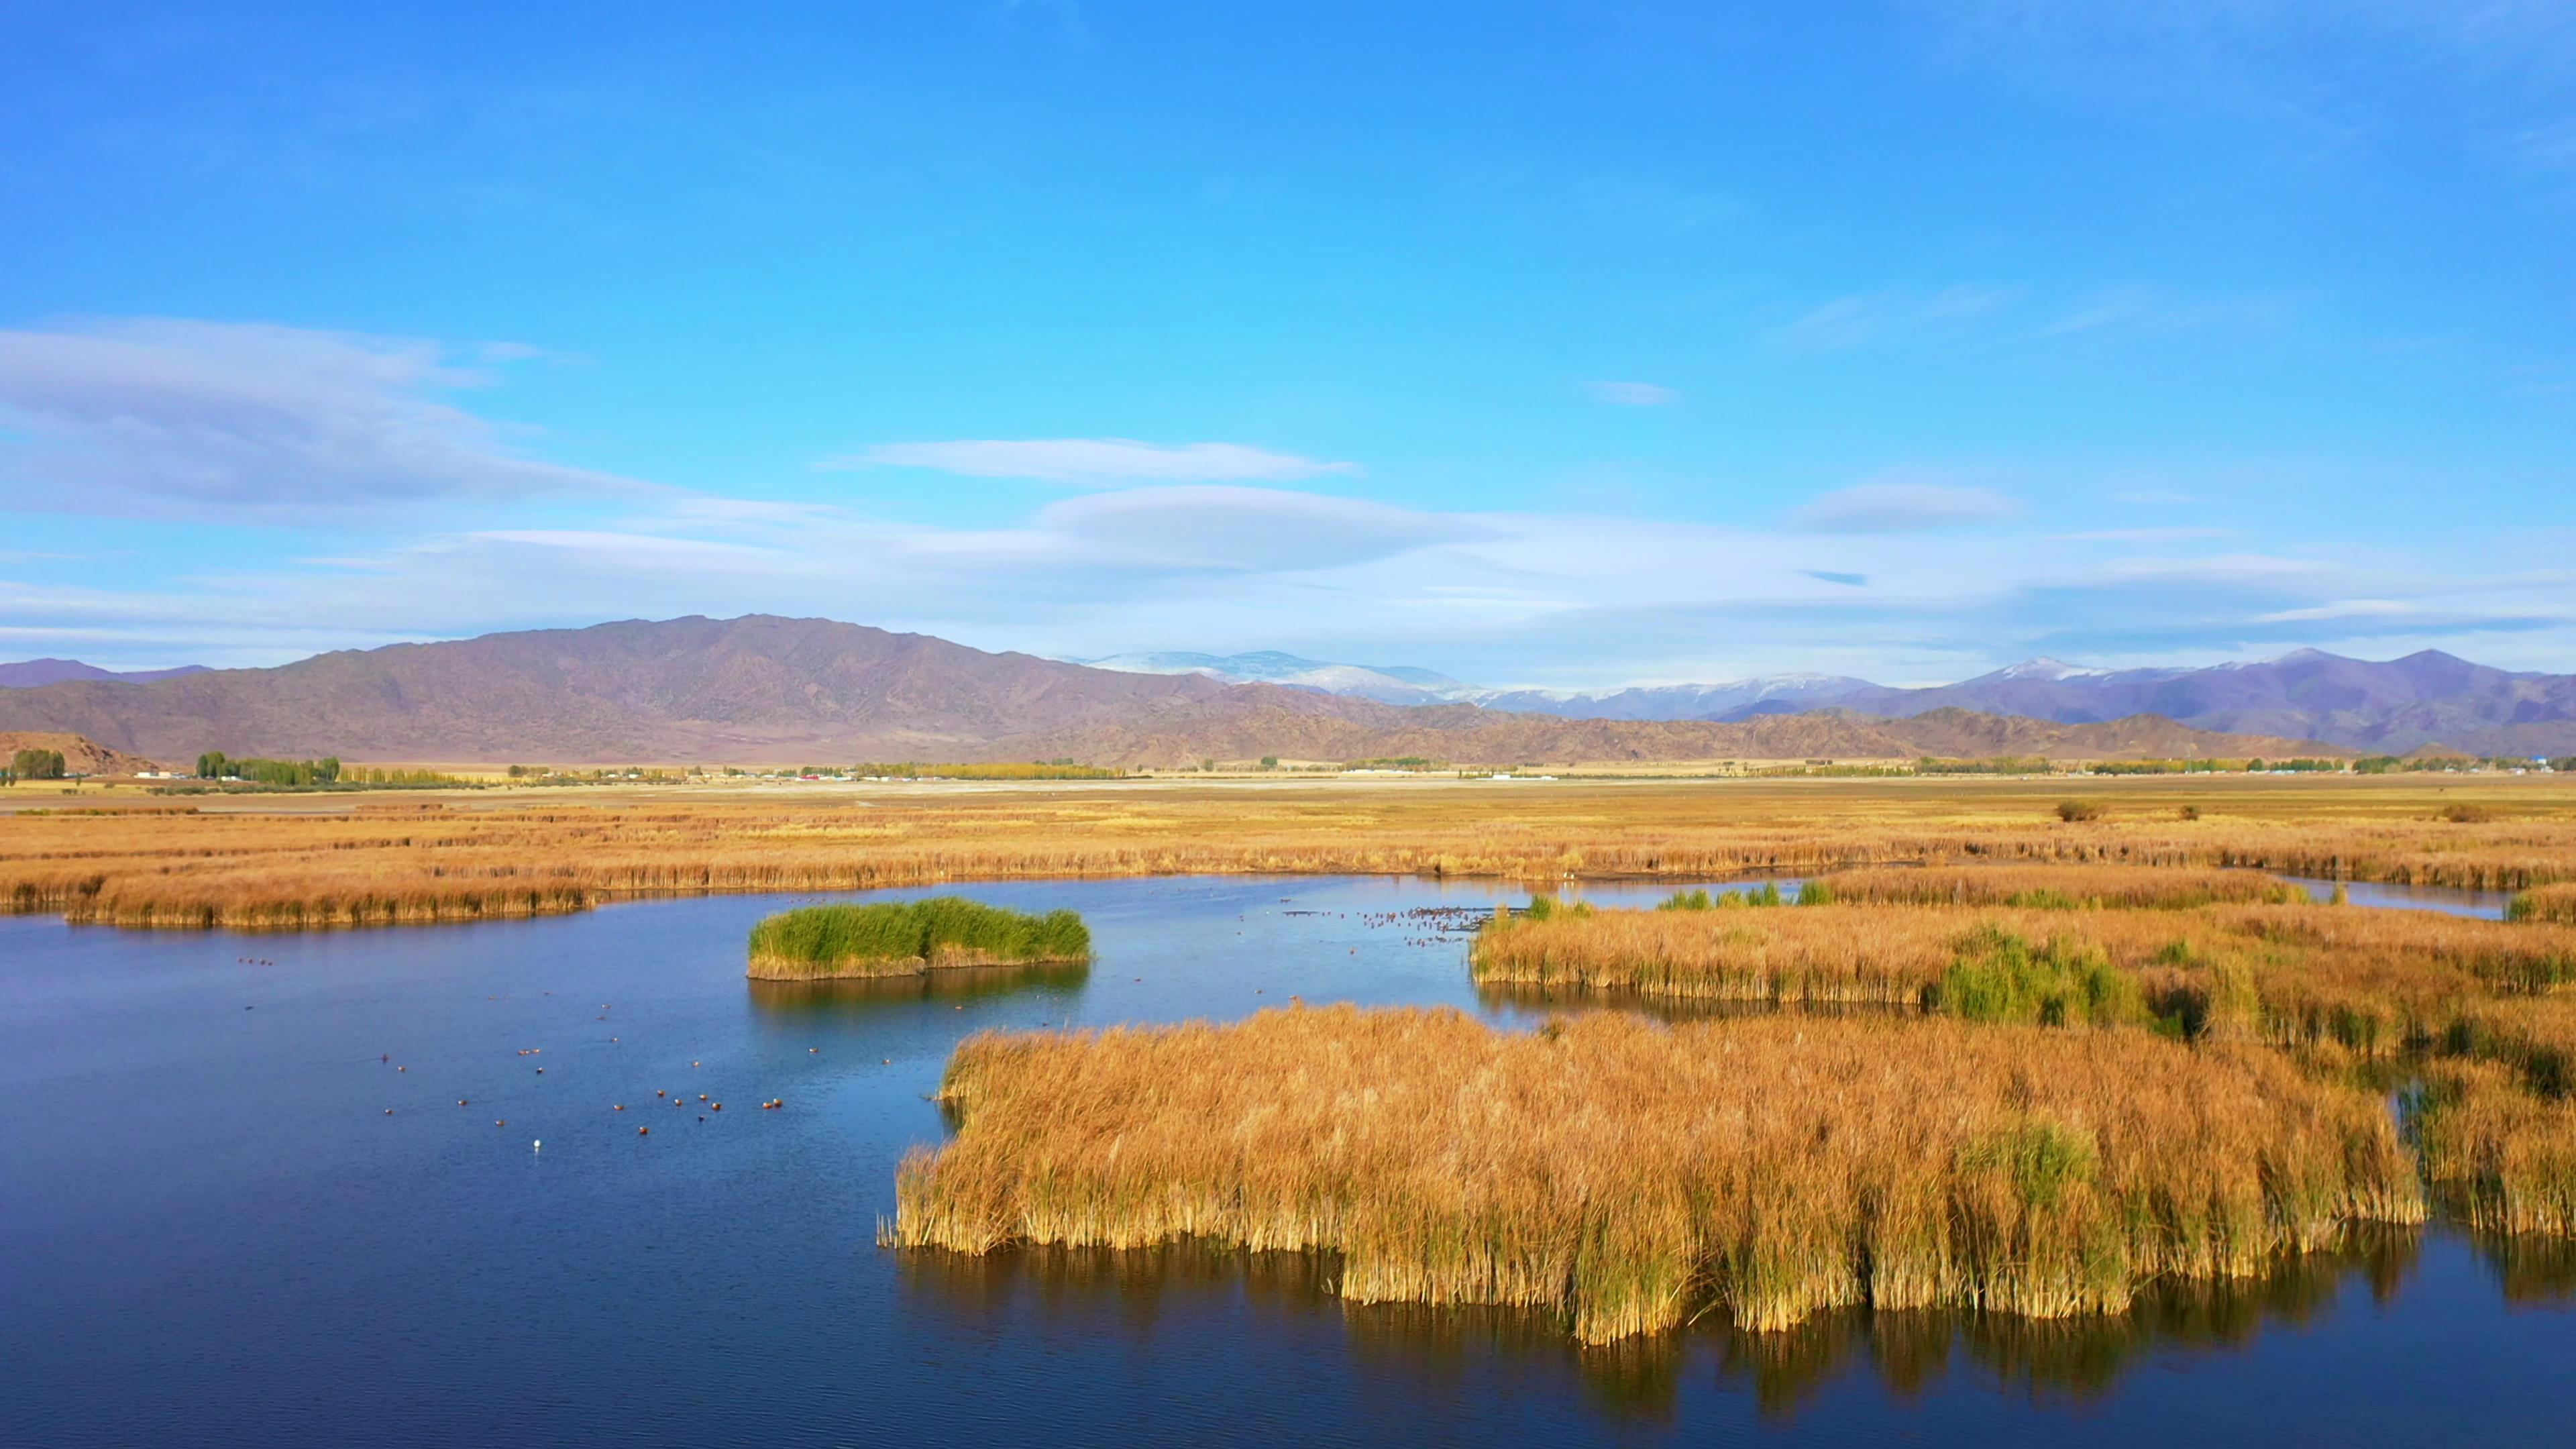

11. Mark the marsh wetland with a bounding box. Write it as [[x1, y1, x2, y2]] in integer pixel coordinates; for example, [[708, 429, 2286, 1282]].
[[10, 778, 2576, 1444], [6, 861, 2576, 1446]]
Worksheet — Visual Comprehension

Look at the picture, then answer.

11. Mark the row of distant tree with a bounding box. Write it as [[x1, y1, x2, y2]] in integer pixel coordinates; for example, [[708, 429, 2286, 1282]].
[[2355, 755, 2575, 774], [195, 751, 342, 786], [3, 748, 69, 784]]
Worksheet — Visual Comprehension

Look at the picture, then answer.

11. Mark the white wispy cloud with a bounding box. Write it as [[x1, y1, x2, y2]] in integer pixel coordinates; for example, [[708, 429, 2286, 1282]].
[[9, 479, 2570, 681], [1790, 480, 2019, 533], [1586, 380, 1679, 407], [2035, 286, 2285, 339], [827, 437, 1359, 484], [2254, 598, 2418, 623], [1773, 285, 2017, 351], [2051, 527, 2232, 542], [0, 319, 647, 517], [1033, 486, 1493, 572]]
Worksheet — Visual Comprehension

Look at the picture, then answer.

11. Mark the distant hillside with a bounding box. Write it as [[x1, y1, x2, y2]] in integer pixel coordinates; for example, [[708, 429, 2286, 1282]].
[[0, 731, 162, 776], [0, 658, 208, 688], [987, 699, 2337, 770], [0, 615, 2331, 767], [1461, 651, 2576, 755], [0, 616, 1236, 762]]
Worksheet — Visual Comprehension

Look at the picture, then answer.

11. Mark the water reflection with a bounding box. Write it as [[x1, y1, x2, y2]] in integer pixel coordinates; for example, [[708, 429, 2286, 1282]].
[[894, 1228, 2428, 1422], [2282, 876, 2514, 920], [2473, 1233, 2576, 1305], [1474, 981, 1920, 1025], [1713, 1228, 2415, 1416], [745, 961, 1090, 1015]]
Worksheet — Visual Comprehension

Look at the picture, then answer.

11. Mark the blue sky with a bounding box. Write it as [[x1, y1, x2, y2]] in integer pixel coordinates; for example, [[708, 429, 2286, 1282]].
[[2, 0, 2571, 687]]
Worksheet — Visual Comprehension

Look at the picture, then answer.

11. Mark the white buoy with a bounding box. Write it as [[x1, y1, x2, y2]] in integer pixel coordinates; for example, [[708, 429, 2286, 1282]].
[[533, 1140, 542, 1152]]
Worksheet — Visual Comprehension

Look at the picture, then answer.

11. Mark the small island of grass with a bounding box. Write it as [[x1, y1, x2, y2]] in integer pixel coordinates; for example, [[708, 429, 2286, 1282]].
[[746, 897, 1091, 980]]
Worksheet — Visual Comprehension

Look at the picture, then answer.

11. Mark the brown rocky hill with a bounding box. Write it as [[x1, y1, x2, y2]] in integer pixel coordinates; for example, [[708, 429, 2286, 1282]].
[[0, 616, 1236, 762], [0, 615, 2339, 767], [0, 731, 162, 776]]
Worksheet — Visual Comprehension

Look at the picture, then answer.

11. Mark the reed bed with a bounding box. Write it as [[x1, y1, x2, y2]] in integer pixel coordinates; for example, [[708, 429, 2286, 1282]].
[[2410, 1063, 2576, 1237], [1470, 903, 1977, 1005], [2441, 996, 2576, 1097], [1805, 864, 2306, 910], [883, 1006, 2420, 1342], [1469, 901, 2576, 1024], [745, 897, 1090, 979], [4, 775, 2571, 931], [2510, 883, 2576, 924]]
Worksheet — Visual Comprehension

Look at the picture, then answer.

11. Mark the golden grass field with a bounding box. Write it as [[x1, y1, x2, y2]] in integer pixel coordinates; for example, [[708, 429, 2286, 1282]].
[[3, 772, 2572, 928]]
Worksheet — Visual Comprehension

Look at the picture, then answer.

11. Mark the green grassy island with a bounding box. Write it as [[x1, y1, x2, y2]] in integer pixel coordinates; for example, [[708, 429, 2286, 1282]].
[[746, 897, 1091, 980]]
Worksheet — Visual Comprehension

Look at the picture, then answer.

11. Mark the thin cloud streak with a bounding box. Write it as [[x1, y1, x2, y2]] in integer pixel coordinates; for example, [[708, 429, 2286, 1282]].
[[1587, 380, 1679, 406], [17, 473, 2565, 684], [826, 438, 1360, 484], [1791, 482, 2018, 533], [0, 319, 649, 518]]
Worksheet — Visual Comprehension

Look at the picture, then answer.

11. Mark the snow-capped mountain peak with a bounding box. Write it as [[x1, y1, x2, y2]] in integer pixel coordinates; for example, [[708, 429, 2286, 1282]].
[[1986, 657, 2110, 682]]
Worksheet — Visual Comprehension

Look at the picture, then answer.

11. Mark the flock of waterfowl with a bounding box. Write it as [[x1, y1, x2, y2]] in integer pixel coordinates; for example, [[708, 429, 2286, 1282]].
[[361, 894, 1472, 1144], [375, 998, 802, 1140]]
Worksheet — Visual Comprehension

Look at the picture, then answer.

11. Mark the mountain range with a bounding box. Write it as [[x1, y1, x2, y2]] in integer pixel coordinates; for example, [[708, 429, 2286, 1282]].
[[1071, 650, 1472, 706], [0, 658, 208, 688], [0, 616, 2334, 769], [1083, 648, 2576, 755]]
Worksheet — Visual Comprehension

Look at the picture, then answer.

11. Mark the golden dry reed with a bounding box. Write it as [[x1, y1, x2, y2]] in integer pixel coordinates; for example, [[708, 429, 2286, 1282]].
[[1467, 896, 2576, 1013], [2411, 1062, 2576, 1237], [883, 1006, 2421, 1342], [2511, 882, 2576, 924], [1807, 863, 2307, 909], [5, 773, 2573, 930]]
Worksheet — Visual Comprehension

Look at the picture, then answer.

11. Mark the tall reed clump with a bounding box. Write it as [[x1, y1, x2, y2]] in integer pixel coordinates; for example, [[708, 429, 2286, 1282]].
[[746, 896, 1090, 979], [1471, 900, 2576, 1028], [2441, 996, 2576, 1098], [1807, 865, 2308, 911], [2509, 883, 2576, 924], [883, 1006, 2421, 1342], [2409, 1063, 2576, 1237], [1469, 904, 1965, 1004]]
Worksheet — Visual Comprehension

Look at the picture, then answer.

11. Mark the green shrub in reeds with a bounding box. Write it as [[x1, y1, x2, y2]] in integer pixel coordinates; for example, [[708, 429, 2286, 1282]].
[[883, 1006, 2422, 1342], [1934, 926, 2146, 1028], [746, 896, 1089, 979]]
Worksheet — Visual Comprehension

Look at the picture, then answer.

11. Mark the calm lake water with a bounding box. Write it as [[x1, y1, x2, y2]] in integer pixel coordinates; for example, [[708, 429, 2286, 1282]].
[[2279, 875, 2517, 918], [5, 874, 2572, 1448]]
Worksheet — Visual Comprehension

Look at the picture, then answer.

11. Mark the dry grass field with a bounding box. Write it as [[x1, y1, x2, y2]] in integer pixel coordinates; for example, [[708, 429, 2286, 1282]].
[[3, 772, 2571, 929]]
